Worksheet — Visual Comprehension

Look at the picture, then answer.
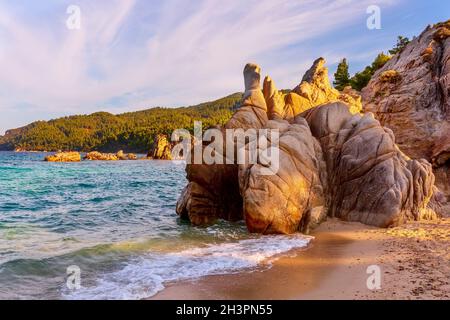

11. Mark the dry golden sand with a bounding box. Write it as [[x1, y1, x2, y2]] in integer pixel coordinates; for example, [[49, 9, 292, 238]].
[[151, 217, 449, 300], [370, 218, 450, 299]]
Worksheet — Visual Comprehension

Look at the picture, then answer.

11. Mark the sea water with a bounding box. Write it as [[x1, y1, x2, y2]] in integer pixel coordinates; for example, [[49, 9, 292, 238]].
[[0, 151, 312, 299]]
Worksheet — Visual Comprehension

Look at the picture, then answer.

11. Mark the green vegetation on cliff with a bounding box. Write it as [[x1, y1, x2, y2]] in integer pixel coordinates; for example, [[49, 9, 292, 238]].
[[0, 93, 242, 153], [333, 58, 351, 91], [389, 36, 411, 55], [0, 33, 415, 153], [349, 52, 391, 91], [334, 35, 409, 91]]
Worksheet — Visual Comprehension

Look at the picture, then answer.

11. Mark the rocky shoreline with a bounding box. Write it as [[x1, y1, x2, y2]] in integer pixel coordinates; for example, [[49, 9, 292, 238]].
[[44, 151, 82, 162], [37, 21, 450, 235], [44, 150, 139, 162], [43, 134, 176, 162], [151, 217, 450, 300], [176, 21, 449, 234]]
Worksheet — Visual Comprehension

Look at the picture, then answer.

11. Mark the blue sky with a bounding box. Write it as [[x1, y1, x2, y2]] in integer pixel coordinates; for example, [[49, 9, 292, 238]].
[[0, 0, 449, 134]]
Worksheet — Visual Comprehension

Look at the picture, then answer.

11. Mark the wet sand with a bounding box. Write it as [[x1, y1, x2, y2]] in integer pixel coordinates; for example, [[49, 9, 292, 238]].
[[151, 218, 450, 300]]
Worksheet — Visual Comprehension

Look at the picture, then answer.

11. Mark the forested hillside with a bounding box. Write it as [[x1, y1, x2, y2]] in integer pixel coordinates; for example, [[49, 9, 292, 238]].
[[0, 93, 242, 153]]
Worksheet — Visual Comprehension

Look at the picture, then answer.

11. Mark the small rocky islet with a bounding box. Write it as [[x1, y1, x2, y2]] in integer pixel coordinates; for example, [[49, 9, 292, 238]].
[[44, 134, 174, 162]]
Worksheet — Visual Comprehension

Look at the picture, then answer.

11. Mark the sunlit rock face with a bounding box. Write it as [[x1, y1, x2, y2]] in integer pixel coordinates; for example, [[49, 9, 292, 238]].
[[148, 134, 173, 160], [238, 117, 327, 234], [239, 102, 437, 233], [362, 20, 450, 201], [302, 103, 437, 227], [264, 57, 362, 121], [176, 57, 439, 234], [225, 63, 269, 130], [44, 151, 81, 162], [177, 64, 268, 225]]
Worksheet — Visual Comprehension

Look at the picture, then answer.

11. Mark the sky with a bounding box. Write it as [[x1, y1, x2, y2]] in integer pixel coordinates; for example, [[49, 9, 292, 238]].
[[0, 0, 449, 134]]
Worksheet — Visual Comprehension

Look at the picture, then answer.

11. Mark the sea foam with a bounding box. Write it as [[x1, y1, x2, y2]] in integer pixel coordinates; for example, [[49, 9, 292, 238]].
[[63, 234, 313, 300]]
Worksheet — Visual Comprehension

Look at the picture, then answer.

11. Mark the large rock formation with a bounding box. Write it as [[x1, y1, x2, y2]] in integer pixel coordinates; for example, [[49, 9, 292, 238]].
[[177, 57, 439, 233], [362, 20, 450, 201], [293, 58, 362, 115], [44, 152, 81, 162], [301, 103, 437, 227], [148, 134, 173, 160], [263, 58, 362, 121], [177, 64, 266, 225], [177, 59, 360, 226], [239, 117, 327, 234]]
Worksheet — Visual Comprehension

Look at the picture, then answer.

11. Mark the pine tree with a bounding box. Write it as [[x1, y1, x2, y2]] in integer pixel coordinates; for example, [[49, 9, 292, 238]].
[[333, 58, 351, 91], [350, 67, 373, 91], [349, 52, 392, 91], [371, 52, 391, 71], [389, 36, 410, 55]]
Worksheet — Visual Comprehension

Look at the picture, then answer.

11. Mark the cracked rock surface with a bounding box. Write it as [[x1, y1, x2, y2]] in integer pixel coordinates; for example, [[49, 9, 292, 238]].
[[362, 20, 450, 201], [177, 36, 442, 233]]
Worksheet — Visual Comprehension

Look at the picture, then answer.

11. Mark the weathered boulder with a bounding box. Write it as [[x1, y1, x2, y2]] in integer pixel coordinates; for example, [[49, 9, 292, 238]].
[[116, 150, 127, 160], [127, 153, 138, 160], [225, 63, 269, 129], [239, 118, 327, 234], [44, 152, 81, 162], [176, 63, 268, 224], [84, 151, 119, 161], [84, 150, 138, 161], [177, 59, 363, 226], [362, 20, 450, 201], [177, 58, 439, 233], [263, 58, 362, 121], [302, 103, 437, 227], [238, 101, 437, 233], [148, 134, 173, 160], [116, 150, 138, 160]]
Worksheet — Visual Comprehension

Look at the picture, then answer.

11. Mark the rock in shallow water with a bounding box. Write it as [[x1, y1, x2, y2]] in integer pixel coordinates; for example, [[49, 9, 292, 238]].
[[177, 56, 439, 233], [44, 152, 81, 162], [84, 150, 137, 161], [177, 58, 361, 227], [148, 134, 173, 160], [302, 103, 437, 227], [239, 117, 326, 234]]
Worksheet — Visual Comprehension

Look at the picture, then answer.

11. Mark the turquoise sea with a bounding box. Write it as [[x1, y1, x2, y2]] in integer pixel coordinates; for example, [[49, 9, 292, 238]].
[[0, 151, 311, 299]]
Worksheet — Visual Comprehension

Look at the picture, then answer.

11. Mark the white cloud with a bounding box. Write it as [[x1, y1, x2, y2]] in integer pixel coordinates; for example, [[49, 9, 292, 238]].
[[0, 0, 399, 133]]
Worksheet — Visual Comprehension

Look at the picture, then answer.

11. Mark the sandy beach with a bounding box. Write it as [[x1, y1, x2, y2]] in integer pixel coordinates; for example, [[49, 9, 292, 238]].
[[152, 217, 450, 300]]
